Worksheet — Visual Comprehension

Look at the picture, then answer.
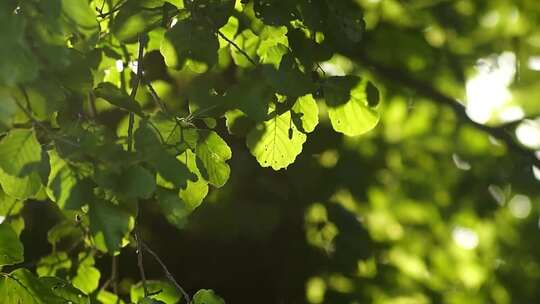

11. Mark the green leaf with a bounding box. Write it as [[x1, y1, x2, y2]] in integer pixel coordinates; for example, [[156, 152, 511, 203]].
[[0, 269, 65, 303], [247, 110, 307, 170], [88, 200, 135, 253], [326, 1, 365, 45], [193, 289, 225, 304], [119, 165, 157, 200], [60, 0, 99, 39], [162, 19, 219, 68], [230, 29, 260, 68], [47, 150, 94, 210], [39, 277, 90, 304], [71, 253, 100, 294], [227, 77, 273, 122], [135, 122, 196, 189], [291, 94, 319, 133], [47, 219, 83, 246], [287, 28, 332, 67], [188, 0, 235, 28], [0, 128, 42, 177], [218, 17, 239, 48], [0, 190, 22, 220], [0, 169, 42, 200], [0, 6, 39, 85], [225, 109, 255, 137], [366, 81, 380, 107], [0, 223, 23, 266], [36, 252, 71, 277], [324, 77, 380, 136], [263, 53, 314, 97], [157, 188, 190, 229], [0, 89, 18, 130], [131, 280, 181, 304], [179, 150, 209, 209], [72, 264, 100, 294], [253, 0, 298, 26], [0, 129, 48, 199], [97, 290, 126, 304], [196, 131, 232, 188], [112, 1, 174, 42], [138, 298, 166, 304], [94, 82, 143, 114]]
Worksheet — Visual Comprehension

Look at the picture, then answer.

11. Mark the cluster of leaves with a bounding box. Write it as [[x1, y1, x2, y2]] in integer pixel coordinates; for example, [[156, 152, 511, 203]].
[[0, 0, 383, 302]]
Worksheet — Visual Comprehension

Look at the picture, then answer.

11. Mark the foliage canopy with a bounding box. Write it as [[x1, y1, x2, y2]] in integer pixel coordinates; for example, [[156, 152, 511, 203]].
[[1, 0, 540, 303]]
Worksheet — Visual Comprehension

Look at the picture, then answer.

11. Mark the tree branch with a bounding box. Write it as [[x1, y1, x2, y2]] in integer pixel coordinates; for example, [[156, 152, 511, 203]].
[[134, 227, 149, 297], [12, 94, 80, 147], [217, 30, 258, 66], [354, 52, 540, 169], [127, 35, 149, 297], [141, 241, 191, 304], [127, 35, 145, 152]]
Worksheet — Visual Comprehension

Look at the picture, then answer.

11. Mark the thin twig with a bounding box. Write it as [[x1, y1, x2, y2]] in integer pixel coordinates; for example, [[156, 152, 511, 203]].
[[141, 241, 191, 304], [217, 30, 258, 66], [127, 35, 145, 152], [147, 83, 169, 114], [135, 227, 149, 297], [97, 0, 127, 18], [126, 35, 149, 297], [12, 95, 80, 147], [355, 51, 540, 169], [111, 255, 119, 303]]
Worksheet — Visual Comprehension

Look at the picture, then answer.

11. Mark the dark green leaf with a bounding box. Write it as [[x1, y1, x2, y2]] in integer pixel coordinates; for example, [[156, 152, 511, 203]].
[[0, 269, 65, 303], [157, 188, 190, 229], [40, 277, 90, 304], [135, 122, 196, 189], [94, 82, 143, 114], [88, 199, 134, 253], [46, 150, 94, 210], [161, 19, 219, 68]]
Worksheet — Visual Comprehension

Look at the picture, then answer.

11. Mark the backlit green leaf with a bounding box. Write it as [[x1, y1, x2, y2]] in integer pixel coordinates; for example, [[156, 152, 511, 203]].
[[179, 150, 209, 209], [0, 223, 23, 266], [247, 110, 306, 170], [324, 77, 380, 136], [292, 94, 319, 133], [193, 289, 225, 304], [131, 280, 181, 304], [196, 131, 231, 187], [0, 128, 42, 177]]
